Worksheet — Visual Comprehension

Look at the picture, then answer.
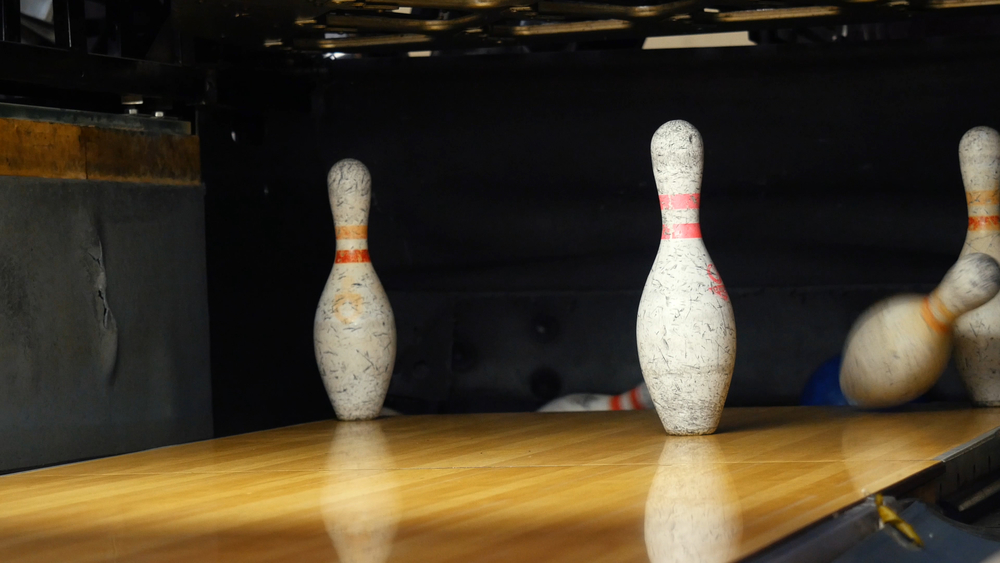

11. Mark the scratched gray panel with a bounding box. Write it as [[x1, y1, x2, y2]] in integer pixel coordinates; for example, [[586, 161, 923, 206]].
[[0, 177, 212, 472]]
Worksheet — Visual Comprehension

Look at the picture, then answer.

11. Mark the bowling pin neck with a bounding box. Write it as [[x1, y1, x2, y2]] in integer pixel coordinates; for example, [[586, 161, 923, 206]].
[[650, 120, 705, 242], [961, 127, 1000, 236], [966, 190, 1000, 238], [335, 229, 368, 251], [659, 195, 701, 241], [333, 223, 369, 264], [328, 158, 372, 227], [928, 253, 1000, 326], [922, 293, 957, 332]]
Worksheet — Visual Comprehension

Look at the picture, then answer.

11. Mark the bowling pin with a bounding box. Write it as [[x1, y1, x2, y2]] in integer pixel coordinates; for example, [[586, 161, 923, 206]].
[[636, 120, 737, 436], [314, 159, 397, 420], [840, 253, 1000, 408], [954, 126, 1000, 405], [538, 382, 652, 412]]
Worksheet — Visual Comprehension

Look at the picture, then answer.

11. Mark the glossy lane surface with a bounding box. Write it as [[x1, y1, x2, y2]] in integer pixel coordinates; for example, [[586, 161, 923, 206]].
[[2, 407, 999, 562]]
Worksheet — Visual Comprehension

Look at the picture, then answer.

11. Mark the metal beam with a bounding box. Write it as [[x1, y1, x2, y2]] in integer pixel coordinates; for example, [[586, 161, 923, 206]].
[[52, 0, 87, 52], [1, 0, 20, 43]]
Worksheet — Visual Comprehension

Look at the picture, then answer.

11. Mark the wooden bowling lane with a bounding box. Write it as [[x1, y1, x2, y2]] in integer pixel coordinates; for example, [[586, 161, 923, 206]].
[[32, 406, 1000, 473], [2, 407, 1000, 563]]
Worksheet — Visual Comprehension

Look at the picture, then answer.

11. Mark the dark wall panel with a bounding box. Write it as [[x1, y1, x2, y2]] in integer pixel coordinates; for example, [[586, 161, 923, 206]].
[[205, 38, 1000, 435], [0, 178, 212, 471]]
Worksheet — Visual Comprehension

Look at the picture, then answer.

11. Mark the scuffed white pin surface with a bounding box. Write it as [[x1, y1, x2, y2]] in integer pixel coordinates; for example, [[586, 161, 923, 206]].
[[314, 159, 397, 420], [840, 253, 1000, 408], [954, 126, 1000, 405], [636, 120, 737, 436]]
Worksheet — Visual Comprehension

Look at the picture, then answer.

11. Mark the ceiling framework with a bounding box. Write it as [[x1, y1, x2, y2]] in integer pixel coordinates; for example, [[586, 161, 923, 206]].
[[173, 0, 1000, 54]]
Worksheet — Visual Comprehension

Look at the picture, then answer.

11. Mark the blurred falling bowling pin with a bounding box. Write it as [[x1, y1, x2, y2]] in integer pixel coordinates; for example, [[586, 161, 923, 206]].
[[840, 253, 1000, 408], [636, 120, 737, 436], [314, 159, 397, 420], [954, 126, 1000, 405]]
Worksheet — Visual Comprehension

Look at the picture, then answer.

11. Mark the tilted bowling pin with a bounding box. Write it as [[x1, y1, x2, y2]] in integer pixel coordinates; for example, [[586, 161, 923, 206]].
[[636, 120, 737, 436], [954, 127, 1000, 405], [537, 382, 653, 412], [840, 253, 1000, 408], [314, 159, 397, 420]]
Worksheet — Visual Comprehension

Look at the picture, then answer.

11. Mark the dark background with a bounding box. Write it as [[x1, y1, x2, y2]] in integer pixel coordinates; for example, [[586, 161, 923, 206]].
[[202, 34, 1000, 436]]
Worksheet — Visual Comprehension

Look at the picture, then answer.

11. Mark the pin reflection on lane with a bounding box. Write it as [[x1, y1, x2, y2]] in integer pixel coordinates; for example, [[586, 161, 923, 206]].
[[322, 421, 400, 563], [644, 438, 742, 563]]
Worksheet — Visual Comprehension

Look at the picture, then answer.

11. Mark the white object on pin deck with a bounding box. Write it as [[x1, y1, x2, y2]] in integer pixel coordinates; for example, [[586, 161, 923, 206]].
[[538, 382, 653, 412]]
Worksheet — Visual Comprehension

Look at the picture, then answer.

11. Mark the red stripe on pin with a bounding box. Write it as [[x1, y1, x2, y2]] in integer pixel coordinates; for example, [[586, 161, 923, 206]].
[[661, 223, 702, 239], [335, 249, 371, 263], [659, 193, 701, 210], [629, 387, 643, 410], [609, 395, 622, 411], [969, 216, 1000, 231]]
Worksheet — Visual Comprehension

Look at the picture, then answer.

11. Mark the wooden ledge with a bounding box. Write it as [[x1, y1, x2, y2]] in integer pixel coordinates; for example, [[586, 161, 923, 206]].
[[0, 118, 200, 186]]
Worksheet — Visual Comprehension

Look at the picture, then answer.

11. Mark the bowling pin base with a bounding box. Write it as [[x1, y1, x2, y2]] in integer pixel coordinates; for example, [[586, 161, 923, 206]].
[[315, 288, 395, 421], [956, 330, 1000, 407], [329, 404, 384, 421], [655, 421, 721, 436], [646, 375, 728, 435], [644, 378, 728, 435], [963, 384, 1000, 407], [959, 357, 1000, 406]]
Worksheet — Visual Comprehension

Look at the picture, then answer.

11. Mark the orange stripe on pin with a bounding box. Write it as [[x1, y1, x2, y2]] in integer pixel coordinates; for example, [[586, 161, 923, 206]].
[[336, 225, 368, 239], [920, 296, 952, 334], [335, 249, 371, 264], [966, 191, 1000, 205], [969, 216, 1000, 231], [662, 223, 702, 239], [659, 193, 700, 210]]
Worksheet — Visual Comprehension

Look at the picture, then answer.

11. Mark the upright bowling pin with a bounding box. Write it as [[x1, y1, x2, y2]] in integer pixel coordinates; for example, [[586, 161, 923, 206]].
[[840, 253, 1000, 408], [954, 126, 1000, 405], [314, 159, 396, 420], [636, 120, 737, 436]]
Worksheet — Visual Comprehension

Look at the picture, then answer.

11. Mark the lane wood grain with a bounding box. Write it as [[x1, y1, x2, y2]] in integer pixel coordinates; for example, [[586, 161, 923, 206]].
[[1, 407, 998, 562]]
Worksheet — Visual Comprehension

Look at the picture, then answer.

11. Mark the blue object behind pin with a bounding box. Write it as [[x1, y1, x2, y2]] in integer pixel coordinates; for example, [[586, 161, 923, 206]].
[[801, 356, 849, 406]]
